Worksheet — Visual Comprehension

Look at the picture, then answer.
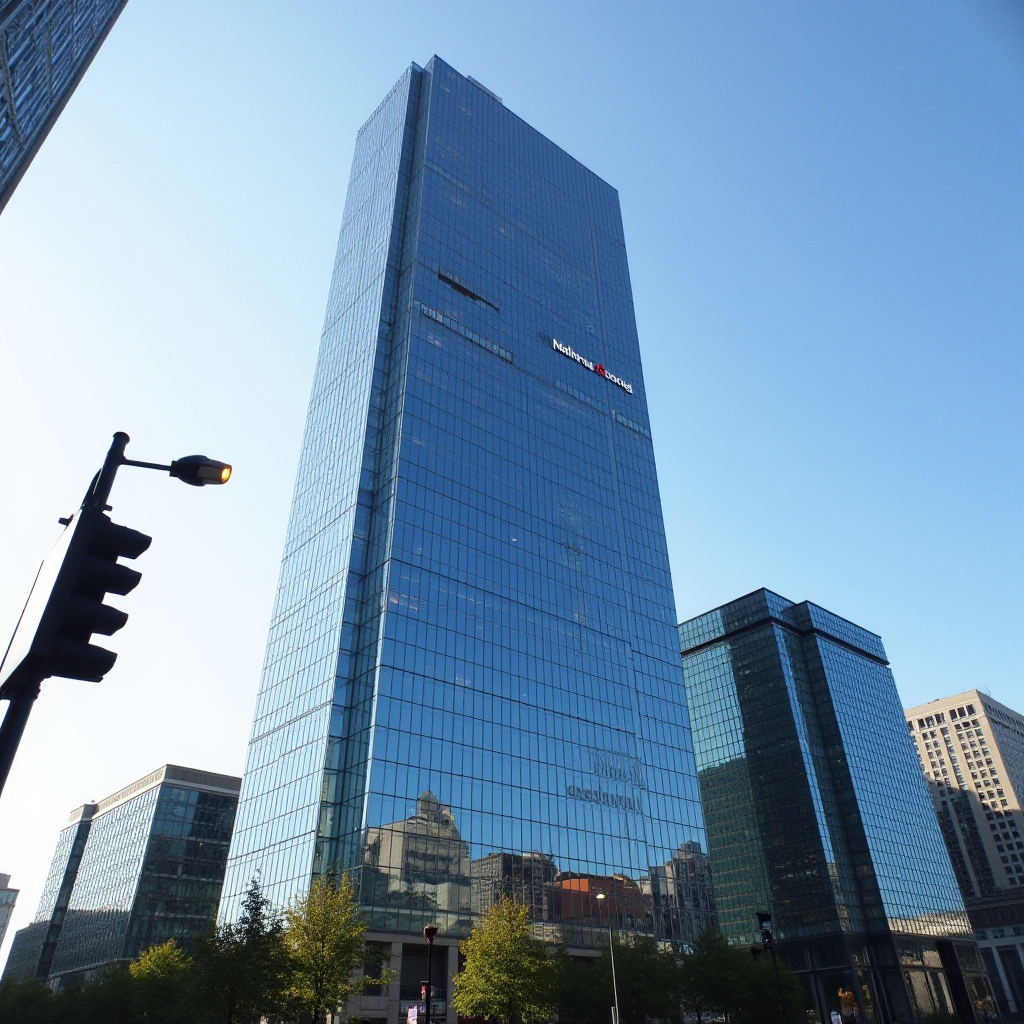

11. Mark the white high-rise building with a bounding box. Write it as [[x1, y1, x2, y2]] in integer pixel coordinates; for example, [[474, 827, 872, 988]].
[[906, 690, 1024, 1013]]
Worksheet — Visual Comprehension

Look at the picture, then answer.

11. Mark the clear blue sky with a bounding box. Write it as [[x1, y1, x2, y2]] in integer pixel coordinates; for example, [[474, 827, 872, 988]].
[[1, 0, 1021, 965]]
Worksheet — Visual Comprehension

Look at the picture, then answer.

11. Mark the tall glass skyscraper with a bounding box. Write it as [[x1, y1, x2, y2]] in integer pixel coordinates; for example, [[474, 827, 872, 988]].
[[679, 590, 990, 1024], [0, 0, 129, 213], [223, 56, 708, 983]]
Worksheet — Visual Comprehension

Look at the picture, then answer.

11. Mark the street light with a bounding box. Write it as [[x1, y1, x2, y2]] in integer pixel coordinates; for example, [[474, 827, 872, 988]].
[[595, 892, 621, 1024], [423, 924, 438, 1024], [0, 432, 232, 798]]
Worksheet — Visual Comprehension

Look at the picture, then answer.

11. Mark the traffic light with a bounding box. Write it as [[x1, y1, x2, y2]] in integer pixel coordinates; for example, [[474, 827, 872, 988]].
[[0, 504, 151, 694]]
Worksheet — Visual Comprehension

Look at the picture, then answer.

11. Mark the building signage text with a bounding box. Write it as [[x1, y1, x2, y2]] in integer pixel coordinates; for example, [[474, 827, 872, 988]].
[[552, 339, 633, 394], [566, 784, 640, 813]]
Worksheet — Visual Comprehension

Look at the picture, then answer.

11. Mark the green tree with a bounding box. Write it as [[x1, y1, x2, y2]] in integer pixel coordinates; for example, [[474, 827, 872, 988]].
[[608, 936, 683, 1024], [193, 875, 292, 1024], [734, 950, 807, 1024], [58, 965, 141, 1024], [0, 977, 56, 1024], [283, 872, 392, 1022], [129, 939, 196, 1024], [452, 896, 561, 1024], [679, 929, 745, 1023], [555, 950, 604, 1024]]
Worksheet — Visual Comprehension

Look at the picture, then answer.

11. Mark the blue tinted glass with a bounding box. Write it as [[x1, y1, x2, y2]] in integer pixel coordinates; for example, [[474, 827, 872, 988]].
[[223, 57, 709, 947]]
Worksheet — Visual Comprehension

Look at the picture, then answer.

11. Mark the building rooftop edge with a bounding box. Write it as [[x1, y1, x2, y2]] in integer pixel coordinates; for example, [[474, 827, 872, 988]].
[[358, 56, 619, 196], [678, 587, 887, 662], [905, 688, 1022, 721], [67, 764, 241, 821]]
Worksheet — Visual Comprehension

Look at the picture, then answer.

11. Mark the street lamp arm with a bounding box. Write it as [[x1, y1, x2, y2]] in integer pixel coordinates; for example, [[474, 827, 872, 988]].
[[83, 434, 232, 509]]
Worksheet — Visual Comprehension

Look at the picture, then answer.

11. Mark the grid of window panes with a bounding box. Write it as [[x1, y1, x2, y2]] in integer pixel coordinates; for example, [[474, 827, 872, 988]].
[[680, 638, 771, 945], [808, 635, 970, 937], [222, 65, 423, 914], [0, 816, 91, 982], [908, 695, 1024, 894], [680, 589, 970, 948], [48, 787, 159, 975], [123, 785, 238, 959], [0, 0, 127, 209], [225, 57, 708, 945]]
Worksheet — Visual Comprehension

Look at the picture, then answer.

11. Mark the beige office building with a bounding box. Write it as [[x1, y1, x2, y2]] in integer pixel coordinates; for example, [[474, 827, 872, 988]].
[[906, 690, 1024, 1013]]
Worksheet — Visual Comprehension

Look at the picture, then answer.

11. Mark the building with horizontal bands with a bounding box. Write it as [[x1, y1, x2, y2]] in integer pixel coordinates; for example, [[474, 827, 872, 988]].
[[2, 764, 239, 987], [906, 690, 1024, 1014]]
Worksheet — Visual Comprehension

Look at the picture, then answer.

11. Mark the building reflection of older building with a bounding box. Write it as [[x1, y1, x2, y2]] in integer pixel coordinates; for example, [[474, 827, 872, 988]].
[[361, 792, 471, 927], [647, 840, 717, 942], [551, 872, 653, 947], [471, 851, 557, 922]]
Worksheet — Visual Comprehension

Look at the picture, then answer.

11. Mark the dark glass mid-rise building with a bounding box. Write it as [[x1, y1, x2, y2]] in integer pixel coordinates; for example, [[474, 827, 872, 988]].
[[679, 589, 990, 1024], [222, 56, 709, 1015], [2, 764, 239, 987], [0, 0, 128, 213]]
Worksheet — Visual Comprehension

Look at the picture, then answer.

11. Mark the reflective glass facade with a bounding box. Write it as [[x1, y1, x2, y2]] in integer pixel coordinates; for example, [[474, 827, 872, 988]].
[[0, 0, 128, 213], [223, 57, 708, 955], [680, 590, 989, 1024], [2, 765, 239, 986]]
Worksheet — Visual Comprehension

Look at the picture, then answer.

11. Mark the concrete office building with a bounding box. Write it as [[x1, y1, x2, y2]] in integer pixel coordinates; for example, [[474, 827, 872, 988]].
[[2, 764, 239, 987], [680, 589, 990, 1024], [906, 690, 1024, 1014], [221, 56, 711, 1023], [0, 874, 17, 949], [0, 0, 129, 213]]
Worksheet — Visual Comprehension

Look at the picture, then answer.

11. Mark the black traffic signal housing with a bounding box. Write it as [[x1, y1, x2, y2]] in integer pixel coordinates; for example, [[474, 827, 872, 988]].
[[0, 505, 151, 694]]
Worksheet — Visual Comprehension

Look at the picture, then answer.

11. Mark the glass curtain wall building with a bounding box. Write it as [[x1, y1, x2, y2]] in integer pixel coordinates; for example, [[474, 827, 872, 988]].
[[223, 55, 708, 994], [2, 765, 239, 987], [679, 590, 989, 1024], [0, 0, 129, 213]]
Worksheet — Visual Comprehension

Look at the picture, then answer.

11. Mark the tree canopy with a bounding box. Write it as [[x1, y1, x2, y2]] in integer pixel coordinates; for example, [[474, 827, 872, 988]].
[[283, 872, 392, 1022], [452, 896, 561, 1024], [192, 874, 293, 1024], [128, 940, 194, 1024]]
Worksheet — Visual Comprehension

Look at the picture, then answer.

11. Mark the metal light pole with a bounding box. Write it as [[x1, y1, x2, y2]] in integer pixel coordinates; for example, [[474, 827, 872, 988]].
[[595, 892, 621, 1024], [423, 924, 438, 1024], [0, 432, 231, 798]]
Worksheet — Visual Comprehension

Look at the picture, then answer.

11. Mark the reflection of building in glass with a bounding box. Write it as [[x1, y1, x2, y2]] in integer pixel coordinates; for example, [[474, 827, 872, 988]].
[[0, 0, 129, 213], [552, 872, 652, 938], [2, 765, 238, 987], [362, 792, 471, 925], [680, 590, 990, 1024], [471, 851, 557, 922], [221, 54, 704, 1021], [646, 840, 716, 942], [906, 690, 1024, 1015], [0, 874, 18, 949]]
